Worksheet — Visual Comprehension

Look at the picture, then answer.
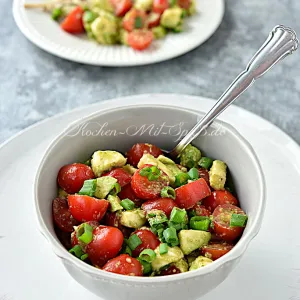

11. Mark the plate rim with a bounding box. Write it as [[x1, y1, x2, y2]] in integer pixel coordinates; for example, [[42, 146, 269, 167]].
[[12, 0, 225, 66]]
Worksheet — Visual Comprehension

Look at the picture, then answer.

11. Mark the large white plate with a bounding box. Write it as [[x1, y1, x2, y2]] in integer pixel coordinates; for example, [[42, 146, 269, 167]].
[[12, 0, 224, 66], [1, 94, 300, 300]]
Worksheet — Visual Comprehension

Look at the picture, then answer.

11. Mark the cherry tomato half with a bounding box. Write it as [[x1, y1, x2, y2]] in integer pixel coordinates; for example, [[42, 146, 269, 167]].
[[152, 0, 169, 14], [198, 167, 210, 186], [146, 13, 161, 28], [68, 195, 109, 222], [175, 178, 211, 209], [60, 6, 85, 34], [122, 9, 147, 32], [104, 212, 133, 238], [86, 225, 124, 267], [201, 242, 233, 260], [128, 29, 154, 50], [212, 204, 246, 242], [160, 265, 181, 276], [52, 197, 79, 232], [113, 0, 132, 17], [131, 165, 169, 200], [126, 143, 163, 167], [190, 203, 210, 217], [177, 0, 191, 9], [202, 190, 238, 213], [131, 229, 160, 257], [102, 168, 132, 187], [141, 198, 177, 218], [57, 163, 95, 194], [103, 254, 143, 276]]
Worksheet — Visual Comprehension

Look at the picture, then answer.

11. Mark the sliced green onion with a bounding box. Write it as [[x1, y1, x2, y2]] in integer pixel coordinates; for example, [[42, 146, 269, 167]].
[[51, 7, 63, 21], [190, 216, 211, 231], [135, 16, 143, 28], [147, 211, 168, 227], [168, 221, 188, 231], [160, 186, 176, 199], [83, 159, 91, 166], [181, 9, 187, 18], [138, 258, 152, 275], [78, 179, 97, 196], [157, 227, 165, 241], [174, 172, 190, 187], [188, 209, 197, 218], [122, 244, 132, 256], [159, 243, 168, 255], [198, 157, 214, 169], [188, 168, 199, 180], [77, 223, 93, 244], [169, 207, 187, 224], [80, 253, 89, 260], [109, 182, 121, 196], [139, 249, 156, 262], [163, 227, 179, 246], [127, 234, 142, 250], [120, 199, 135, 210], [69, 245, 85, 258], [169, 0, 176, 6], [140, 166, 161, 181], [230, 214, 248, 227], [83, 10, 98, 23]]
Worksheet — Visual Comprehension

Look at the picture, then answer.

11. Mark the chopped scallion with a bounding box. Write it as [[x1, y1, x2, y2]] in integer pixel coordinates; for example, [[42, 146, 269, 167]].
[[127, 234, 142, 250], [163, 227, 179, 246], [140, 166, 161, 181], [174, 172, 190, 187], [169, 207, 187, 224], [147, 211, 168, 227], [190, 216, 211, 231], [120, 198, 135, 210], [78, 179, 97, 196], [51, 7, 63, 21], [159, 243, 168, 255], [138, 258, 152, 275], [77, 223, 93, 244], [134, 16, 143, 28], [80, 253, 89, 260], [188, 168, 199, 180], [139, 249, 156, 262], [109, 182, 121, 196], [198, 157, 213, 169], [230, 214, 248, 227], [160, 186, 176, 199], [69, 245, 85, 258]]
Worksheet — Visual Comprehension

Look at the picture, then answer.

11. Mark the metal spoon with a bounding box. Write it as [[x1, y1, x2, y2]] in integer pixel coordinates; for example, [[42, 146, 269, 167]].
[[169, 25, 299, 159]]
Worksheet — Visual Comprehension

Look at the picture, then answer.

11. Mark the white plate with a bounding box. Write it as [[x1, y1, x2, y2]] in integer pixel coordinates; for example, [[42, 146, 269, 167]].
[[1, 94, 300, 300], [13, 0, 224, 66]]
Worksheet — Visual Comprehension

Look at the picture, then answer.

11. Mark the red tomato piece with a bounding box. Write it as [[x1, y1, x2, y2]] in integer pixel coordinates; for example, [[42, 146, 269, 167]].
[[71, 221, 99, 247], [146, 13, 161, 28], [103, 254, 143, 276], [118, 184, 143, 207], [202, 190, 238, 212], [102, 168, 132, 187], [201, 242, 234, 260], [141, 198, 177, 218], [175, 178, 211, 209], [57, 163, 95, 194], [190, 203, 211, 217], [68, 195, 109, 222], [130, 35, 152, 53], [55, 227, 72, 250], [177, 0, 191, 9], [86, 225, 124, 267], [60, 6, 85, 34], [160, 265, 181, 276], [198, 167, 210, 186], [104, 212, 133, 238], [131, 229, 160, 257], [113, 0, 132, 16], [52, 198, 79, 232], [131, 165, 169, 200], [122, 9, 147, 32], [126, 143, 163, 167], [152, 0, 169, 14], [212, 204, 246, 242]]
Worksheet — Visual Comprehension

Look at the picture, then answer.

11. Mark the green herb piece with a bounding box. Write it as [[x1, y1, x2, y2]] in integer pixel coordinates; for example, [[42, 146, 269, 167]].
[[139, 249, 156, 262], [198, 157, 213, 169], [163, 227, 179, 246], [160, 186, 176, 199], [127, 234, 142, 250], [188, 168, 199, 180], [77, 223, 93, 244], [230, 214, 248, 227], [174, 172, 190, 187], [78, 179, 97, 196], [120, 199, 135, 210], [159, 243, 168, 255], [190, 216, 211, 231]]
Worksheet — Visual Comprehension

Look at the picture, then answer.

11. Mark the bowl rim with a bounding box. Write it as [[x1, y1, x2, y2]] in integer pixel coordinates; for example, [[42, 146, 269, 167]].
[[34, 103, 266, 283]]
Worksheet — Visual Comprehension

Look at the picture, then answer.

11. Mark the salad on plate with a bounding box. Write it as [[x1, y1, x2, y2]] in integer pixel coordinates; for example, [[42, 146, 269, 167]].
[[24, 0, 196, 51], [53, 142, 248, 277]]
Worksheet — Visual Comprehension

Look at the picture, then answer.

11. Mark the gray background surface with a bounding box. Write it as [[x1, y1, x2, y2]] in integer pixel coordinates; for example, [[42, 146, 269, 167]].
[[1, 0, 299, 144]]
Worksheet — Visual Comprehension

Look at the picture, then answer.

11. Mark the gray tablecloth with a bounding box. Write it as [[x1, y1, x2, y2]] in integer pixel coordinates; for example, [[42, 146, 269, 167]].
[[1, 0, 300, 144]]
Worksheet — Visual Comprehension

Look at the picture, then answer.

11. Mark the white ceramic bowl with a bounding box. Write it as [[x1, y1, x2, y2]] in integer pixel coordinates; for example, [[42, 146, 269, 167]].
[[34, 104, 266, 300]]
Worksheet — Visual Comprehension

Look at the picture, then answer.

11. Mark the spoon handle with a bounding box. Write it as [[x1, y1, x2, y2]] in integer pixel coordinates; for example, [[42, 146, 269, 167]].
[[170, 25, 298, 158]]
